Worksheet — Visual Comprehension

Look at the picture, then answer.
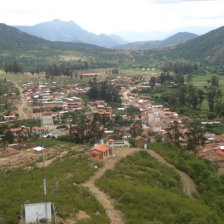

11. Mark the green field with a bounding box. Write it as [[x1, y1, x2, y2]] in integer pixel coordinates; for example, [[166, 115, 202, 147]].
[[191, 73, 224, 88]]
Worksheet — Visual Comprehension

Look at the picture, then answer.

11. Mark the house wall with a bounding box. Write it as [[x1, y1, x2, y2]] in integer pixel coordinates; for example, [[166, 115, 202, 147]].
[[90, 152, 102, 160]]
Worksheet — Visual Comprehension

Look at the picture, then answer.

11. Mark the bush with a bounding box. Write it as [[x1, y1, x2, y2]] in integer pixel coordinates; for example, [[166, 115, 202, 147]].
[[128, 137, 136, 147]]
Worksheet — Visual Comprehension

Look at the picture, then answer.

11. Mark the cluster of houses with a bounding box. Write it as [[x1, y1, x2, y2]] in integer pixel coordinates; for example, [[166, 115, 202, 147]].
[[23, 82, 86, 115]]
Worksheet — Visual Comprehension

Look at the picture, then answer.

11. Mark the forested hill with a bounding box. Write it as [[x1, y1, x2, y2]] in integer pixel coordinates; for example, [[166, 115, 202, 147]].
[[147, 25, 224, 65]]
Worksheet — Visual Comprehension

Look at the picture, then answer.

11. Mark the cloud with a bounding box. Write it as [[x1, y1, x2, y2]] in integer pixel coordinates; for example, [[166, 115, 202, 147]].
[[152, 0, 217, 3], [3, 9, 29, 14]]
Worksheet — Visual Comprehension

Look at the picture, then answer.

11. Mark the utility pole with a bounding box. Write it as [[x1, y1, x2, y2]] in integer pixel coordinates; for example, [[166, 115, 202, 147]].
[[52, 203, 58, 224]]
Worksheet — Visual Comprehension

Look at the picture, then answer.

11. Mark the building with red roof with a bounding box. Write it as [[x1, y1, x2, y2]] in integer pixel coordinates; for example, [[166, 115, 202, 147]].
[[90, 144, 113, 160]]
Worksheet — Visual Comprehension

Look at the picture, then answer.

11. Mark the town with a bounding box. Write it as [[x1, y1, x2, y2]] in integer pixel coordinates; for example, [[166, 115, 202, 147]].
[[1, 71, 223, 172]]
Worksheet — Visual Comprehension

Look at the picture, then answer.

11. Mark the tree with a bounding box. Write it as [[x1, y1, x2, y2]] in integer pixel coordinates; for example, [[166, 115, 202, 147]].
[[3, 62, 9, 73], [87, 80, 121, 103], [178, 85, 187, 106], [166, 121, 183, 146], [155, 134, 163, 142], [112, 68, 119, 74], [197, 89, 204, 107], [185, 122, 206, 154], [127, 106, 140, 117], [129, 121, 143, 138], [3, 61, 23, 73], [88, 78, 99, 99], [207, 86, 217, 112], [211, 75, 219, 87], [0, 124, 8, 150], [149, 77, 156, 90], [189, 87, 199, 110], [186, 74, 192, 82], [3, 130, 14, 144], [215, 102, 224, 117], [128, 137, 136, 147]]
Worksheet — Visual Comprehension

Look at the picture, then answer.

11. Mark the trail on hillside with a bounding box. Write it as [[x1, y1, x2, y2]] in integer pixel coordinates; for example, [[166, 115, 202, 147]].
[[83, 148, 141, 224], [149, 149, 198, 198]]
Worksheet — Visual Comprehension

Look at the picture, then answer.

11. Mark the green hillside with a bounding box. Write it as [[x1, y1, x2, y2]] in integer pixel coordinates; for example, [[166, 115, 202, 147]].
[[146, 26, 224, 65], [96, 150, 221, 224]]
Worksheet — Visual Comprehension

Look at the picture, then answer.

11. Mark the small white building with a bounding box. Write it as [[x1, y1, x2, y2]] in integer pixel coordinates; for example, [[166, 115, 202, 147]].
[[24, 202, 52, 223]]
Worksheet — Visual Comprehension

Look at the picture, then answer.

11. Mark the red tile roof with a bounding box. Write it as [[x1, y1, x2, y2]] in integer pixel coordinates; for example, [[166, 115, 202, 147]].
[[90, 144, 110, 153]]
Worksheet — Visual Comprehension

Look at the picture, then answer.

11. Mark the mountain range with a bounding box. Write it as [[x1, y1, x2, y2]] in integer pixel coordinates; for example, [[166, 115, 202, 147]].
[[1, 21, 224, 70], [15, 19, 198, 50], [15, 19, 128, 48], [114, 32, 198, 50]]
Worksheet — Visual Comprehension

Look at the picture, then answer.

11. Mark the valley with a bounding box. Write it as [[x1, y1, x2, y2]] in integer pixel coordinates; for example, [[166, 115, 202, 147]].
[[0, 17, 224, 224]]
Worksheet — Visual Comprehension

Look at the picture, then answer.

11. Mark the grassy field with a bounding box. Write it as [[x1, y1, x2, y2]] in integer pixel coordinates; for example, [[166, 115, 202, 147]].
[[191, 73, 224, 88], [95, 150, 219, 224], [0, 140, 109, 224]]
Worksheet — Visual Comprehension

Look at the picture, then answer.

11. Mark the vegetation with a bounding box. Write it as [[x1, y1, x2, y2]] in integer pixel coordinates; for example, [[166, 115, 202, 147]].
[[96, 151, 220, 224], [0, 140, 109, 224], [87, 79, 121, 103], [150, 141, 224, 221], [3, 61, 23, 73], [166, 120, 206, 154], [0, 78, 19, 113]]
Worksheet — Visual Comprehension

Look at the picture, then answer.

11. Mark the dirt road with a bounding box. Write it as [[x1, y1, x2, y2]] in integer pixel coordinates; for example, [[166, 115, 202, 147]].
[[148, 149, 198, 198], [83, 147, 141, 224], [13, 83, 31, 119]]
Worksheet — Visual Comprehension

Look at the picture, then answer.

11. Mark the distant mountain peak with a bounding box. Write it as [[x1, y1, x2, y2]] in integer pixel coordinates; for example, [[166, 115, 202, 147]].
[[15, 19, 128, 48]]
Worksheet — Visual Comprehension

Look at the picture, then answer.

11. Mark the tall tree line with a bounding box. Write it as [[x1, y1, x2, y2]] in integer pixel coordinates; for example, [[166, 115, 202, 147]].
[[3, 61, 23, 73]]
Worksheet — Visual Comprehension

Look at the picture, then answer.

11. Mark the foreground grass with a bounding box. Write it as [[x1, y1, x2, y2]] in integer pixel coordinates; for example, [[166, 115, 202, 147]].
[[150, 141, 224, 222], [96, 150, 218, 224], [0, 141, 109, 224]]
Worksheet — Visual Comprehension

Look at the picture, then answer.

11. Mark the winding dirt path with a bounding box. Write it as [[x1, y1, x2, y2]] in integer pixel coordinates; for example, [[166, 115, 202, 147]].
[[148, 149, 198, 198], [83, 147, 141, 224]]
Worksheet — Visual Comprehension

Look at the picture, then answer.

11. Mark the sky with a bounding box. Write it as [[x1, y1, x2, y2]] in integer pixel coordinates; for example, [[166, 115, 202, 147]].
[[1, 0, 224, 40]]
